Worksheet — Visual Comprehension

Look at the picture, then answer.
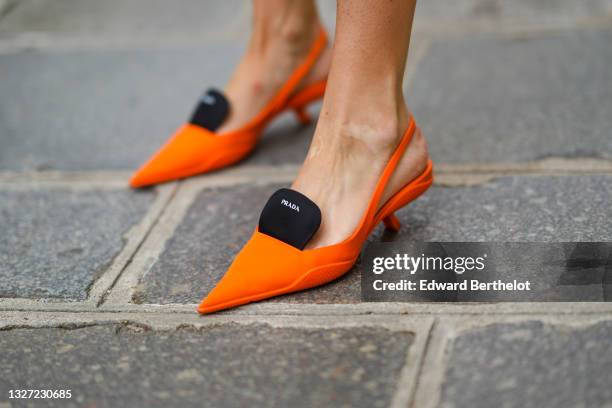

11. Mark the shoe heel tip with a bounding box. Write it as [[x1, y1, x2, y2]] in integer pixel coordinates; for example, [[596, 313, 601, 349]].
[[294, 107, 312, 125], [383, 214, 401, 232]]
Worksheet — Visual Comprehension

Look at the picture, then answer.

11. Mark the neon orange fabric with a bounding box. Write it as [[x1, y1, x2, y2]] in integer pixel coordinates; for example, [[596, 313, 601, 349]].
[[130, 29, 329, 188], [198, 116, 434, 314]]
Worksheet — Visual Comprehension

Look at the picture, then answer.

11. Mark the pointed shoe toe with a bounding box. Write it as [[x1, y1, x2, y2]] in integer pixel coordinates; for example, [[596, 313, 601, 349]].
[[198, 232, 306, 314], [130, 124, 250, 188]]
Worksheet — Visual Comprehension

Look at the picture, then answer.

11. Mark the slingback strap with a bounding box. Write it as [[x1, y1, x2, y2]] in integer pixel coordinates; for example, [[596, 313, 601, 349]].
[[354, 116, 418, 240], [189, 88, 230, 131]]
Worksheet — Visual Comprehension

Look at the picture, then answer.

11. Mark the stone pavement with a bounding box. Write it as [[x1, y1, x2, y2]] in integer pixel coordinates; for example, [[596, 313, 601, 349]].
[[1, 1, 612, 407]]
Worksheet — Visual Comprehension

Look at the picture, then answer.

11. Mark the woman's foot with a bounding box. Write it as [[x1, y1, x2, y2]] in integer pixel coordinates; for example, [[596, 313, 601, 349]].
[[292, 95, 429, 249], [216, 9, 331, 134]]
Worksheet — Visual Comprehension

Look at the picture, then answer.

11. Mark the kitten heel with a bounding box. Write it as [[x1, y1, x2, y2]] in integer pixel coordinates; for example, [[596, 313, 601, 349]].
[[382, 213, 401, 232]]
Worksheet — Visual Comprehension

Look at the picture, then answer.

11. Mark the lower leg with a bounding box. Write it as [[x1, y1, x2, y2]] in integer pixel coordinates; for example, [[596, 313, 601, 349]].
[[217, 0, 331, 133], [293, 0, 428, 248]]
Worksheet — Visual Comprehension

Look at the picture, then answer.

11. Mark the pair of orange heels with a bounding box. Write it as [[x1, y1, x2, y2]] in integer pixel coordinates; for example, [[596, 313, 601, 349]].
[[130, 29, 434, 314]]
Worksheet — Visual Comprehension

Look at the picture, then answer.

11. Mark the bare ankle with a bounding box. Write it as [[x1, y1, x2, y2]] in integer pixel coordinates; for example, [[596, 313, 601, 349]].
[[250, 3, 321, 56], [316, 100, 409, 156]]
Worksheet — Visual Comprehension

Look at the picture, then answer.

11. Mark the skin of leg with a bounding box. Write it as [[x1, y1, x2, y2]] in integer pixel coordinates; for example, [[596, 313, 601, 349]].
[[216, 0, 331, 133], [292, 0, 429, 248]]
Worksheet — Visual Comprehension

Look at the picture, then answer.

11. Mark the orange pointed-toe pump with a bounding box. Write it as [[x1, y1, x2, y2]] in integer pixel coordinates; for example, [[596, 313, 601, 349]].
[[130, 29, 328, 188], [198, 115, 434, 314]]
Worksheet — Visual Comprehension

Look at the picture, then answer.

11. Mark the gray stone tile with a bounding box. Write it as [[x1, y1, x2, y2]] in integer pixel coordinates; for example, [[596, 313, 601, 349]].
[[0, 323, 412, 408], [0, 46, 320, 171], [0, 189, 153, 300], [414, 0, 612, 28], [0, 47, 241, 171], [139, 175, 611, 305], [410, 30, 612, 163], [440, 320, 612, 408], [0, 0, 14, 19], [392, 175, 612, 241], [0, 0, 245, 39]]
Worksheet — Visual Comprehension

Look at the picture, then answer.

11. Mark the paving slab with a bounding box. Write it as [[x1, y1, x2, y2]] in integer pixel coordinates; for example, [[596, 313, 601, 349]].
[[138, 175, 612, 305], [410, 30, 612, 163], [0, 189, 153, 300], [0, 0, 14, 19], [0, 0, 246, 41], [414, 0, 612, 29], [394, 175, 612, 241], [0, 47, 240, 171], [0, 323, 412, 408], [0, 46, 321, 171], [8, 0, 609, 43], [439, 320, 612, 408]]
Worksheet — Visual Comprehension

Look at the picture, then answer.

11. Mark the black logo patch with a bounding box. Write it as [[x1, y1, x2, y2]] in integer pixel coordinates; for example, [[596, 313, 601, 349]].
[[259, 188, 321, 250]]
